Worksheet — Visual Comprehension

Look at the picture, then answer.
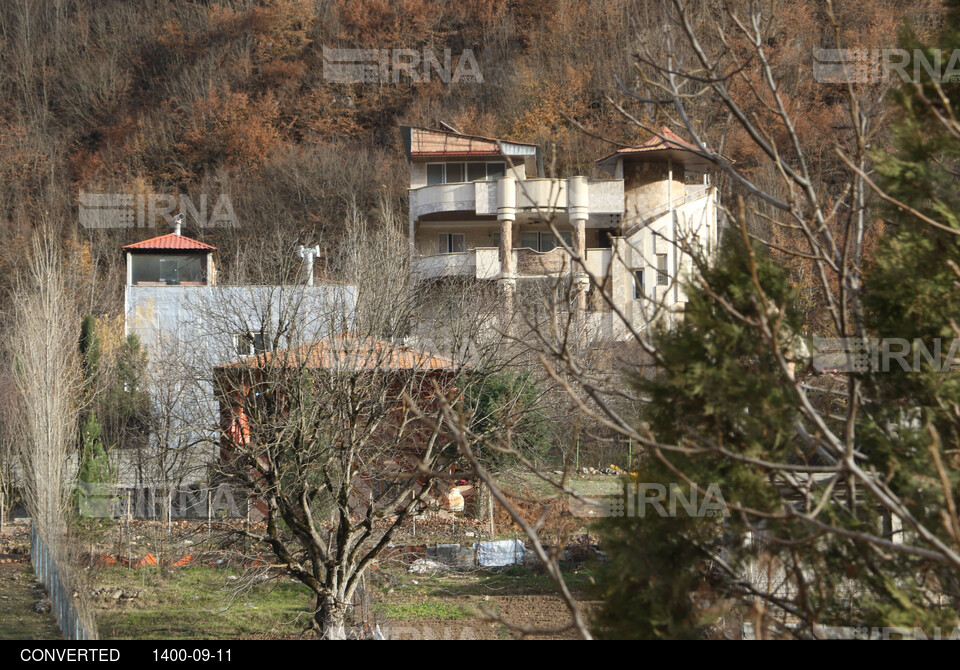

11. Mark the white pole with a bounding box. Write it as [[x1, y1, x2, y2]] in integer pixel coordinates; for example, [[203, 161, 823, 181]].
[[297, 245, 321, 286], [668, 157, 678, 305], [488, 488, 494, 538], [207, 488, 212, 542]]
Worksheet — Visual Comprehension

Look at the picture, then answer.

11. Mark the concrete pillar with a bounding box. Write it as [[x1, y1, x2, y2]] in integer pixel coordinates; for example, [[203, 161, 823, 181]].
[[206, 253, 215, 286], [669, 157, 679, 305], [499, 219, 514, 275], [610, 236, 626, 337], [569, 176, 589, 258], [497, 176, 516, 280], [568, 176, 589, 314], [498, 176, 517, 319]]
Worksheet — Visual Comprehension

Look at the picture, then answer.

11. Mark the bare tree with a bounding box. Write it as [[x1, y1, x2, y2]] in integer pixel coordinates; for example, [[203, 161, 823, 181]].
[[8, 228, 98, 637], [11, 231, 80, 539]]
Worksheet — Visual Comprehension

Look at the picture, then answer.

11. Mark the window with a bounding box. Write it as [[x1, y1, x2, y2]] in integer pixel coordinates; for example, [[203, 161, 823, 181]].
[[656, 253, 668, 286], [234, 331, 269, 357], [467, 162, 487, 182], [633, 269, 645, 299], [426, 163, 444, 185], [520, 231, 573, 252], [446, 162, 465, 183], [486, 162, 506, 179], [131, 254, 206, 285], [492, 232, 501, 248], [425, 162, 507, 185], [438, 233, 465, 254]]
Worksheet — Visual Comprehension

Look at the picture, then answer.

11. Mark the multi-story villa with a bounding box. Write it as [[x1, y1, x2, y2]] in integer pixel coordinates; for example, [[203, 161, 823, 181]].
[[402, 125, 721, 338]]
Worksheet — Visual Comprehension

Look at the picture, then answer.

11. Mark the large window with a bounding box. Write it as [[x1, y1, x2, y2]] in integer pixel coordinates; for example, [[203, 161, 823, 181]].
[[425, 162, 507, 185], [520, 231, 573, 252], [131, 254, 206, 285], [438, 233, 466, 254], [656, 253, 669, 286]]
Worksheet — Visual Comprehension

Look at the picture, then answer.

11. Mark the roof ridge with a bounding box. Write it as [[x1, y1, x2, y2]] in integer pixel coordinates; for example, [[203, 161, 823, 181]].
[[123, 232, 217, 251]]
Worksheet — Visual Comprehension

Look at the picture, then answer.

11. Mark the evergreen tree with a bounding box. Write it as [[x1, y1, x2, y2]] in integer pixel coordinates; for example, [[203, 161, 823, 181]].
[[465, 370, 552, 467], [593, 223, 959, 637]]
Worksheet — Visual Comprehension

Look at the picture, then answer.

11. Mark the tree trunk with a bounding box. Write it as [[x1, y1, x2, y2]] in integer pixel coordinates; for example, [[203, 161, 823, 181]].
[[317, 595, 348, 640]]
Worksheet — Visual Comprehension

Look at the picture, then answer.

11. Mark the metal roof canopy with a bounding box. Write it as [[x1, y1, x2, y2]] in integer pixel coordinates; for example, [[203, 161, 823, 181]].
[[401, 126, 542, 174]]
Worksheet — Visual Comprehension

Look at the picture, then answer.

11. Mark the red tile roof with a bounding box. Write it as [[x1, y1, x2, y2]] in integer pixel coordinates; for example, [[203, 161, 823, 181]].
[[123, 233, 217, 252], [595, 126, 719, 174], [613, 126, 703, 155]]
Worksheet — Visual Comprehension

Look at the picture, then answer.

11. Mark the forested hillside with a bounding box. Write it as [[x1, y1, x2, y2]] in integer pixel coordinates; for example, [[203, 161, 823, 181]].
[[0, 0, 945, 314]]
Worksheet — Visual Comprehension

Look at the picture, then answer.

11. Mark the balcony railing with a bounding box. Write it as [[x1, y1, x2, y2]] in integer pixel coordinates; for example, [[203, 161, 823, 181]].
[[413, 247, 614, 282], [412, 251, 476, 280], [409, 178, 624, 220]]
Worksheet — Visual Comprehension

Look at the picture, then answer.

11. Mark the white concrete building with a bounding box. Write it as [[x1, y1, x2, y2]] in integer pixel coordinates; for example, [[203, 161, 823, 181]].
[[403, 125, 721, 338], [121, 228, 355, 492]]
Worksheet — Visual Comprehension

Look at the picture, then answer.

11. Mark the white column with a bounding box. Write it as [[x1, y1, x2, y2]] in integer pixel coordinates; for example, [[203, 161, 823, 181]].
[[497, 176, 516, 281], [668, 157, 679, 306], [206, 253, 215, 286], [497, 176, 517, 320], [568, 176, 589, 314]]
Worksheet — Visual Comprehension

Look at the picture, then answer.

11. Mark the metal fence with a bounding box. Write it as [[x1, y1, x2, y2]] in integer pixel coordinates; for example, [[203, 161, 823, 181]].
[[30, 525, 95, 640]]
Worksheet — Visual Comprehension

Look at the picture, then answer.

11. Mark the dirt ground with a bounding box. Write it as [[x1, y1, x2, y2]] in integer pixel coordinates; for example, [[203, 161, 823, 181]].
[[0, 526, 60, 640], [388, 595, 590, 639], [374, 564, 598, 640], [4, 470, 619, 640]]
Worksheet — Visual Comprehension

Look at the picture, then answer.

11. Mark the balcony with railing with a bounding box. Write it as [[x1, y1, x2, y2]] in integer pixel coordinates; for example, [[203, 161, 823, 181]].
[[412, 246, 616, 282], [409, 178, 624, 220]]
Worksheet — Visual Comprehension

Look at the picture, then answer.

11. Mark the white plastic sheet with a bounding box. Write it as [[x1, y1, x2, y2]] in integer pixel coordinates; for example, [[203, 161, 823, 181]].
[[476, 539, 525, 567]]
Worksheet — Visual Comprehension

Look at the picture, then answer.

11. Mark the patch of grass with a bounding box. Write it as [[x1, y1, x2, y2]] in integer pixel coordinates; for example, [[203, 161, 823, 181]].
[[374, 563, 598, 599], [377, 601, 470, 620], [94, 566, 315, 640], [509, 470, 624, 497]]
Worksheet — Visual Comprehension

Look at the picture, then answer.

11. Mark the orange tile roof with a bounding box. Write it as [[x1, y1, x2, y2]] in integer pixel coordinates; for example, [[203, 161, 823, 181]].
[[613, 126, 704, 155], [220, 335, 461, 372], [123, 233, 217, 252], [595, 126, 720, 174]]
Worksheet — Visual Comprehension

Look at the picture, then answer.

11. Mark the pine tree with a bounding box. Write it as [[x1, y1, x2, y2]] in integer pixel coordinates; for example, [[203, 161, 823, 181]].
[[593, 221, 960, 637], [592, 231, 812, 639]]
